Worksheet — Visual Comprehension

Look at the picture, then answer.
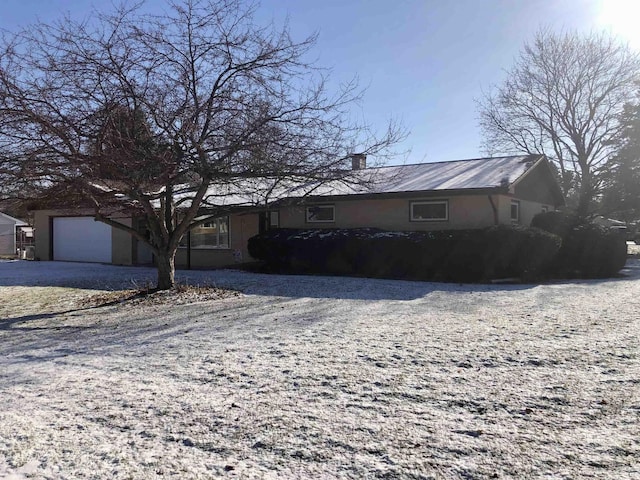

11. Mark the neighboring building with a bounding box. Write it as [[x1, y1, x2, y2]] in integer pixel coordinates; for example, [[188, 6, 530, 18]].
[[0, 211, 27, 256], [33, 154, 564, 267]]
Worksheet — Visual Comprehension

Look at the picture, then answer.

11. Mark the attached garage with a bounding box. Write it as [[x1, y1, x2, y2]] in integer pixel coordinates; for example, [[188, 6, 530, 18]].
[[52, 217, 112, 263]]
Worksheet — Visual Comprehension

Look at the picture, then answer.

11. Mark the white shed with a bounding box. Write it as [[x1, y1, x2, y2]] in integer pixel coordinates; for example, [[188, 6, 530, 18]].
[[0, 211, 27, 256]]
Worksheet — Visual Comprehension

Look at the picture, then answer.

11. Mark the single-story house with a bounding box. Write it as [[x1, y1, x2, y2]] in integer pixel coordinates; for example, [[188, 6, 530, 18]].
[[0, 211, 28, 256], [33, 154, 564, 267]]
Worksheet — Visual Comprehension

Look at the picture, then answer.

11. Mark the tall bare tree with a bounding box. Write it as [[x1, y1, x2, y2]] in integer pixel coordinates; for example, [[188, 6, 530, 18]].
[[0, 0, 403, 289], [478, 30, 640, 216]]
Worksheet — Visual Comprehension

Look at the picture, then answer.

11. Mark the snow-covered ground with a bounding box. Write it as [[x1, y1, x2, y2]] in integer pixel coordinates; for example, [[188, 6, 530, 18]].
[[0, 260, 639, 479]]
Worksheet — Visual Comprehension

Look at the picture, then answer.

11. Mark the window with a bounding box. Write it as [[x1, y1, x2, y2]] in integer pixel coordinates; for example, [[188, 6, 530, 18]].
[[269, 211, 280, 228], [410, 200, 448, 222], [306, 205, 335, 223], [181, 216, 229, 249], [541, 205, 549, 213], [510, 200, 520, 223], [259, 211, 280, 234]]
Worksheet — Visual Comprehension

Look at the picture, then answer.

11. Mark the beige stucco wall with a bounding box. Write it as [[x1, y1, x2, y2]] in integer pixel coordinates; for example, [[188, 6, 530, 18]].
[[518, 198, 554, 226], [34, 209, 56, 261], [279, 193, 556, 232], [279, 194, 505, 231], [111, 218, 134, 265]]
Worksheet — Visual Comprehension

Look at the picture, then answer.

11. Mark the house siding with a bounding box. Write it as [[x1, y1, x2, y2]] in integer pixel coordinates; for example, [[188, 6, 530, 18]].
[[35, 210, 260, 268], [518, 198, 554, 226], [279, 194, 509, 231], [0, 212, 26, 256], [34, 210, 56, 261], [174, 212, 260, 269], [513, 162, 561, 205], [0, 223, 14, 255], [111, 218, 134, 265]]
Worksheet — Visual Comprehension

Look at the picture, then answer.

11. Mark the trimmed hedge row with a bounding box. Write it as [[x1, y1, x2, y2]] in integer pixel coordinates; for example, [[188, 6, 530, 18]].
[[248, 225, 562, 282], [531, 212, 628, 278]]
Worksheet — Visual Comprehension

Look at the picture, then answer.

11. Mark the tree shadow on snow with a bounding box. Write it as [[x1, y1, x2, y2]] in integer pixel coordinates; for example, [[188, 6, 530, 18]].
[[1, 259, 638, 302]]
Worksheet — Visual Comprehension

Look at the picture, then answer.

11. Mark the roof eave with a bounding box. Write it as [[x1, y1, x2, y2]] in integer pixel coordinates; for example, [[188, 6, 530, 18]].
[[272, 186, 509, 206], [508, 154, 547, 189]]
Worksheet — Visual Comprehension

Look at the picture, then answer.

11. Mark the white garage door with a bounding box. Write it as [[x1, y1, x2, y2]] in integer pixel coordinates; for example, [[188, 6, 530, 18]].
[[53, 217, 112, 263]]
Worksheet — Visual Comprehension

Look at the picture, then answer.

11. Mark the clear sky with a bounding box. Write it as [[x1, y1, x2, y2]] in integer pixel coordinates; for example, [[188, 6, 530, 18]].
[[1, 0, 639, 165]]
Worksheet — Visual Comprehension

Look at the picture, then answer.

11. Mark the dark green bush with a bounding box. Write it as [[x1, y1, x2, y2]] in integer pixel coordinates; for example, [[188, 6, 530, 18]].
[[248, 226, 561, 283], [531, 211, 579, 238], [555, 224, 627, 278], [481, 225, 562, 281], [531, 212, 628, 278]]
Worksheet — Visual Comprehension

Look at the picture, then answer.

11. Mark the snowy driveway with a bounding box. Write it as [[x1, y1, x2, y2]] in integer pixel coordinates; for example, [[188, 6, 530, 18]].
[[1, 260, 639, 479]]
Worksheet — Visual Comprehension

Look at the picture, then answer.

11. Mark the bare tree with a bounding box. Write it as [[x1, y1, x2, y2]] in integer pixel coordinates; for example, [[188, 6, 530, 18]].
[[478, 29, 640, 216], [0, 0, 403, 289]]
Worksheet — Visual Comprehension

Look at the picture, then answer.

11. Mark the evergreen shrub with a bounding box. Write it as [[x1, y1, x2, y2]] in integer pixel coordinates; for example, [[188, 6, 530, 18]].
[[248, 225, 561, 282], [531, 211, 628, 278]]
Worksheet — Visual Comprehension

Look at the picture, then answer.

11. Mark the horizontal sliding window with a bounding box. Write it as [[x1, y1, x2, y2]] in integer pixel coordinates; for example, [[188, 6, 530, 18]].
[[306, 205, 335, 223], [410, 200, 448, 222]]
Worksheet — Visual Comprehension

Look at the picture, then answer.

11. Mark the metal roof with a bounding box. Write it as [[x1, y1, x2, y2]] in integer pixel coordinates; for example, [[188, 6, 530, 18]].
[[369, 155, 542, 193], [285, 154, 545, 198], [167, 154, 552, 210]]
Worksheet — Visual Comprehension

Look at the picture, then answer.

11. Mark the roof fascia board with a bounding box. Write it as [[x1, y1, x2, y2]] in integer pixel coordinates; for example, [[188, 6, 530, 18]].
[[508, 154, 546, 190], [509, 155, 565, 206], [272, 186, 509, 206]]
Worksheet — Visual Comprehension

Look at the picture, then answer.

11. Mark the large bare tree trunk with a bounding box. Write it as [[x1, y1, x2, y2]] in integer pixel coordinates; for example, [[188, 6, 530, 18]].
[[155, 251, 176, 290], [576, 170, 593, 218]]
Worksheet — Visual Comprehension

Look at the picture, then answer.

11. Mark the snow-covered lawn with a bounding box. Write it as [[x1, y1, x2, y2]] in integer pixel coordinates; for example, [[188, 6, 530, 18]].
[[1, 261, 639, 479]]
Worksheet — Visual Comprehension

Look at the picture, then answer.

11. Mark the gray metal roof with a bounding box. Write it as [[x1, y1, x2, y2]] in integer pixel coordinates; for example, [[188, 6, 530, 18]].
[[368, 155, 542, 193], [288, 154, 545, 198]]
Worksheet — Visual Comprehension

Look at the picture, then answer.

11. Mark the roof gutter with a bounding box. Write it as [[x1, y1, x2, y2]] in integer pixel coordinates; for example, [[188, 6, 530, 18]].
[[271, 186, 510, 206]]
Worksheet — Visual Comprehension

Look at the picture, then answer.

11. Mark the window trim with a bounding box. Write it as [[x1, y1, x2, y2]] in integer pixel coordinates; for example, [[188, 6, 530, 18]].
[[269, 211, 280, 228], [510, 200, 520, 223], [305, 204, 335, 223], [410, 200, 449, 222], [179, 216, 230, 250]]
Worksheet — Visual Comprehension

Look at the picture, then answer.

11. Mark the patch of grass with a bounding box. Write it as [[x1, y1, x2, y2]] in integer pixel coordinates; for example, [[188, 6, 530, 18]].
[[77, 284, 241, 309]]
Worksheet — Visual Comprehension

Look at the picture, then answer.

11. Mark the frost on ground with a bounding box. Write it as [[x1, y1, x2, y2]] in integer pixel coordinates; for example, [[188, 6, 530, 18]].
[[0, 261, 639, 479]]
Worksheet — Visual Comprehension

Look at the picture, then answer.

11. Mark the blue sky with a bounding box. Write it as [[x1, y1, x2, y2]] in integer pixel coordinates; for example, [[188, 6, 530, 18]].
[[1, 0, 638, 165]]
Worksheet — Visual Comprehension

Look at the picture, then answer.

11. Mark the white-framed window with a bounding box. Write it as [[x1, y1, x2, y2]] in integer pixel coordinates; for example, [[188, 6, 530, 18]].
[[306, 205, 335, 223], [180, 216, 230, 249], [510, 200, 520, 223], [269, 211, 280, 228], [410, 200, 448, 222]]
